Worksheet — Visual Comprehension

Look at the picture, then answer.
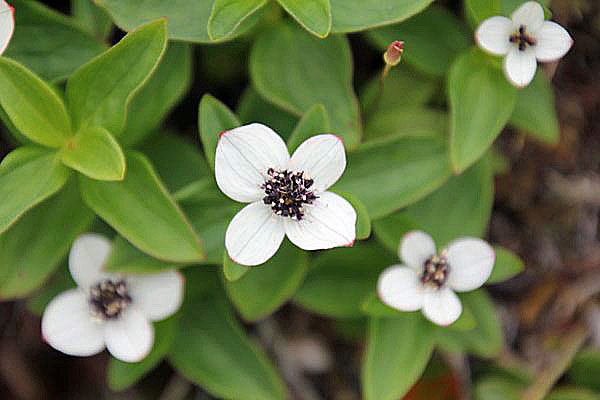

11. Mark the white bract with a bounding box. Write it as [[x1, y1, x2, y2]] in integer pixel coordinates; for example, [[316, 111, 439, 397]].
[[215, 123, 356, 266], [377, 231, 495, 326], [42, 234, 184, 362], [476, 1, 573, 87], [0, 1, 14, 55]]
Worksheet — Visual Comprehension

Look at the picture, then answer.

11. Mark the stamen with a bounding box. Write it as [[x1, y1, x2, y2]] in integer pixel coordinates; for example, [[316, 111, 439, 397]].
[[509, 25, 537, 51], [262, 168, 317, 221], [421, 255, 449, 289], [89, 279, 131, 320]]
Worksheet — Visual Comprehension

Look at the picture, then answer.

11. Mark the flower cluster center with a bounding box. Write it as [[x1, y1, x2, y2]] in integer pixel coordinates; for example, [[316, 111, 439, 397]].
[[421, 255, 449, 289], [262, 168, 317, 220], [509, 25, 537, 51], [89, 279, 131, 320]]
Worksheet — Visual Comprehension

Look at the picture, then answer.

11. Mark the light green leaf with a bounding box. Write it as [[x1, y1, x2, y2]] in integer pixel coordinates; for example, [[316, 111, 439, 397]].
[[71, 0, 113, 39], [330, 0, 435, 33], [465, 0, 501, 28], [361, 293, 404, 318], [365, 107, 447, 143], [208, 0, 267, 41], [250, 22, 361, 149], [0, 147, 70, 233], [487, 246, 524, 284], [225, 240, 308, 321], [510, 71, 560, 145], [333, 191, 371, 240], [474, 376, 524, 400], [501, 0, 552, 17], [449, 49, 517, 173], [372, 213, 417, 254], [223, 252, 251, 282], [60, 126, 126, 181], [169, 288, 286, 400], [66, 19, 167, 136], [436, 289, 503, 358], [79, 152, 204, 263], [0, 180, 93, 299], [294, 241, 396, 318], [96, 0, 261, 43], [367, 5, 470, 77], [287, 104, 330, 153], [108, 317, 177, 391], [5, 0, 107, 82], [0, 57, 71, 147], [105, 236, 178, 274], [334, 136, 451, 219], [362, 313, 435, 400], [237, 87, 298, 139], [122, 42, 193, 147], [277, 0, 332, 38], [568, 350, 600, 392], [198, 94, 241, 171]]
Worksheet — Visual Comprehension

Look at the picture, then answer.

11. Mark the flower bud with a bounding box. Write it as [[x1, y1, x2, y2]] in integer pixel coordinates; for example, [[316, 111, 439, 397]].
[[383, 41, 404, 67]]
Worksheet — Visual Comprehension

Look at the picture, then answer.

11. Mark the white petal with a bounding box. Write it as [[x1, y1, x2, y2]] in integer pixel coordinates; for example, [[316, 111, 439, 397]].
[[127, 270, 184, 321], [534, 21, 573, 62], [422, 288, 462, 326], [284, 191, 356, 251], [41, 289, 105, 357], [0, 1, 14, 55], [215, 123, 290, 203], [288, 134, 346, 192], [445, 238, 495, 292], [503, 47, 537, 88], [377, 265, 425, 311], [476, 16, 514, 56], [511, 1, 545, 33], [225, 201, 285, 266], [103, 307, 154, 363], [69, 233, 113, 290], [399, 231, 437, 271]]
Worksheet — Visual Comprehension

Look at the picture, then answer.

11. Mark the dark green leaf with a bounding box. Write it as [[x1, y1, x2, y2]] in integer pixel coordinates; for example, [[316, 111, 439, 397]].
[[198, 94, 240, 171], [365, 107, 447, 143], [223, 252, 251, 282], [71, 0, 113, 39], [237, 87, 298, 140], [487, 246, 524, 284], [333, 191, 371, 240], [567, 349, 600, 392], [105, 236, 179, 274], [287, 104, 330, 153], [277, 0, 332, 38]]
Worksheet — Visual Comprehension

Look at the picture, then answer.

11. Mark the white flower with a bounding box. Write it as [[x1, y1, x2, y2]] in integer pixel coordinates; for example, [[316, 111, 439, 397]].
[[0, 1, 14, 55], [42, 234, 184, 362], [215, 123, 356, 266], [475, 1, 573, 88], [377, 231, 495, 326]]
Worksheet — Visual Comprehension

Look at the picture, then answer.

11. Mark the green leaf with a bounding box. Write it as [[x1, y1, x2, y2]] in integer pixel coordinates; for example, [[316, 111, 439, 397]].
[[105, 236, 178, 274], [277, 0, 332, 38], [367, 5, 470, 77], [122, 42, 193, 147], [474, 376, 524, 400], [141, 133, 210, 194], [208, 0, 267, 41], [294, 241, 396, 318], [0, 180, 93, 299], [250, 22, 361, 149], [96, 0, 261, 43], [0, 147, 70, 233], [334, 136, 451, 219], [66, 19, 167, 136], [0, 57, 72, 147], [27, 264, 76, 316], [169, 289, 286, 400], [330, 0, 435, 33], [79, 152, 204, 263], [365, 107, 447, 143], [287, 104, 330, 153], [71, 0, 113, 39], [223, 252, 251, 282], [487, 246, 524, 284], [108, 317, 177, 391], [198, 94, 241, 171], [568, 349, 600, 392], [436, 289, 503, 358], [545, 388, 600, 400], [238, 87, 299, 140], [449, 49, 517, 173], [334, 191, 371, 240], [225, 240, 308, 321], [372, 213, 417, 254], [501, 0, 552, 17], [361, 293, 404, 318], [5, 0, 106, 82], [60, 126, 126, 181], [362, 313, 435, 400], [510, 71, 560, 145], [464, 0, 501, 28]]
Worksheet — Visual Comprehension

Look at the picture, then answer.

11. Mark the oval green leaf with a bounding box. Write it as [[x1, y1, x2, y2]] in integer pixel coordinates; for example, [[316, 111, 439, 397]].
[[487, 246, 524, 284], [223, 252, 250, 282], [198, 94, 241, 171], [277, 0, 332, 38], [208, 0, 267, 41], [287, 103, 330, 153], [105, 236, 179, 274]]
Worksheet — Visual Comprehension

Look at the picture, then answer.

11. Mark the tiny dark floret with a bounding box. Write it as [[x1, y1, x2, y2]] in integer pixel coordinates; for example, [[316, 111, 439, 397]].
[[421, 255, 449, 289], [89, 279, 131, 320], [262, 168, 317, 221], [509, 25, 537, 51]]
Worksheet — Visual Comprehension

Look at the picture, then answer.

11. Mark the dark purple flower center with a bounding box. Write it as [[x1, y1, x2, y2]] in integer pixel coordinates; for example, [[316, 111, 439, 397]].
[[509, 25, 537, 51], [89, 279, 131, 320], [421, 255, 449, 289], [262, 168, 317, 221]]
